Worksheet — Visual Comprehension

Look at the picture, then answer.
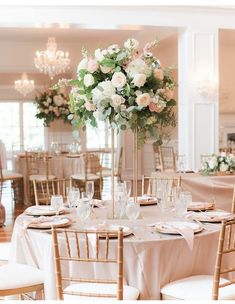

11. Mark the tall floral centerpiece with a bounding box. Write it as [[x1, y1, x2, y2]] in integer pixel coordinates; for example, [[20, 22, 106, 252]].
[[34, 88, 71, 127], [56, 38, 177, 217]]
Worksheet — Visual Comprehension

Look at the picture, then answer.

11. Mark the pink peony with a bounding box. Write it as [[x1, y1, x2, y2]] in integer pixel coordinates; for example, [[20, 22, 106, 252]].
[[154, 68, 164, 81], [149, 102, 164, 113], [164, 88, 174, 101]]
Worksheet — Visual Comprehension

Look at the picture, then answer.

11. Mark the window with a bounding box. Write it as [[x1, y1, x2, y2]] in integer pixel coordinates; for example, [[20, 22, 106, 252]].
[[86, 121, 110, 149], [0, 101, 44, 154]]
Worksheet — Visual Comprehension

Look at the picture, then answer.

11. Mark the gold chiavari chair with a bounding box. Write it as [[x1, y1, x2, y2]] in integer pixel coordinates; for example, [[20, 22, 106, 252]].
[[141, 175, 181, 197], [70, 153, 103, 199], [33, 178, 71, 205], [52, 227, 139, 300], [231, 184, 235, 214], [161, 219, 235, 300], [152, 144, 162, 172], [25, 151, 56, 204], [159, 146, 176, 172], [101, 147, 123, 182]]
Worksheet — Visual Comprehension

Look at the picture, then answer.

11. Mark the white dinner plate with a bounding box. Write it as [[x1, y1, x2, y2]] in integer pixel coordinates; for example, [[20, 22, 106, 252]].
[[28, 217, 71, 229], [187, 202, 215, 212], [191, 210, 234, 222], [89, 225, 132, 238], [25, 206, 65, 216], [154, 221, 203, 235]]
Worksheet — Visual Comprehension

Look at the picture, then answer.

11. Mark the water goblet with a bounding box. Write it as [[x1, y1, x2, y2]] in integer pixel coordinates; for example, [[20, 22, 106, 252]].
[[125, 201, 140, 221], [51, 195, 63, 218], [86, 181, 95, 208], [67, 188, 80, 212], [124, 180, 132, 198], [77, 198, 91, 228]]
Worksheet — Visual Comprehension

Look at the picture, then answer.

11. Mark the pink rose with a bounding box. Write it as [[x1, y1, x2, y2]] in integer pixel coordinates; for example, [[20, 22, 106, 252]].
[[164, 88, 174, 101], [149, 102, 165, 113], [136, 93, 151, 107], [154, 68, 164, 81], [87, 58, 98, 73], [143, 42, 152, 54]]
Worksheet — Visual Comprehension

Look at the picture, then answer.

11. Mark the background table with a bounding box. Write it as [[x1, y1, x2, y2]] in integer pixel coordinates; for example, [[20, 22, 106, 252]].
[[9, 206, 228, 300], [152, 172, 235, 212], [13, 155, 84, 205]]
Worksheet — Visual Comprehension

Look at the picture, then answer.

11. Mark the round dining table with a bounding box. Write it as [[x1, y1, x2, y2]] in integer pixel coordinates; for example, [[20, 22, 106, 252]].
[[8, 203, 229, 300]]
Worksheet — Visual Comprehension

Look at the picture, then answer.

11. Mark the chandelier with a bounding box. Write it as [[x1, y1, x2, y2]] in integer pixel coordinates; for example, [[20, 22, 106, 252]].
[[34, 37, 70, 79], [14, 73, 35, 96]]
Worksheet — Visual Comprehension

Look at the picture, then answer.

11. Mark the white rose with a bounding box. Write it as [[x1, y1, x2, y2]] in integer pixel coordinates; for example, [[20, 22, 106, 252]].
[[132, 73, 146, 88], [120, 104, 127, 111], [126, 58, 151, 77], [94, 48, 104, 62], [111, 94, 125, 108], [84, 74, 95, 87], [43, 101, 48, 106], [111, 72, 127, 89], [208, 157, 217, 170], [220, 163, 229, 172], [135, 93, 151, 107], [100, 65, 113, 74], [49, 106, 53, 111], [53, 95, 64, 106], [77, 57, 88, 73], [135, 90, 142, 96], [84, 101, 96, 111], [46, 97, 52, 104], [220, 152, 226, 157], [124, 38, 139, 50], [44, 109, 49, 114], [107, 44, 120, 54]]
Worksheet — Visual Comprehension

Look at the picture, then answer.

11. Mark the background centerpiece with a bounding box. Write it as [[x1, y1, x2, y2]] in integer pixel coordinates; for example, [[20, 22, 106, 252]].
[[34, 88, 71, 127], [200, 153, 235, 175], [56, 38, 177, 217]]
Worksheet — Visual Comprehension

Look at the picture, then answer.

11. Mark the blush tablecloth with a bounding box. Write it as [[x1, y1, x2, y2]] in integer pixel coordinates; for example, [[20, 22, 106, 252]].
[[9, 205, 228, 300], [152, 172, 235, 212], [13, 155, 83, 205]]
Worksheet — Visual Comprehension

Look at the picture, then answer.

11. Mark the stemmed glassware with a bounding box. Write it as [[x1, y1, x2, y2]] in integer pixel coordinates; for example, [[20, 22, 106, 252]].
[[124, 180, 132, 198], [77, 196, 91, 228], [51, 195, 63, 218], [67, 187, 80, 210], [85, 181, 95, 208], [125, 201, 140, 221]]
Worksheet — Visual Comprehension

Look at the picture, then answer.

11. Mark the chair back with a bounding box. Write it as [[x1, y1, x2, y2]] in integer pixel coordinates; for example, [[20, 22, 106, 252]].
[[213, 219, 235, 300], [152, 144, 161, 171], [52, 227, 124, 300], [81, 153, 102, 179], [25, 151, 50, 179], [141, 175, 181, 198], [159, 146, 176, 172], [33, 178, 71, 205]]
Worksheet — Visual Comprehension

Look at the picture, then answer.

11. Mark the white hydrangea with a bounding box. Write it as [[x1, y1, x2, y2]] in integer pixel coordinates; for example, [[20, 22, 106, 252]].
[[208, 157, 217, 170], [126, 58, 151, 78], [84, 74, 95, 87], [92, 80, 116, 103], [132, 73, 146, 88], [220, 163, 229, 172], [124, 38, 139, 50], [77, 58, 88, 73]]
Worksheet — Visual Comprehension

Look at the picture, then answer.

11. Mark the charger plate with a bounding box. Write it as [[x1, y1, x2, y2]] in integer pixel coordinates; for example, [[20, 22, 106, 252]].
[[28, 217, 72, 229], [89, 225, 132, 238], [25, 206, 65, 216], [130, 196, 158, 206], [191, 210, 234, 223], [154, 221, 203, 235], [187, 202, 215, 212]]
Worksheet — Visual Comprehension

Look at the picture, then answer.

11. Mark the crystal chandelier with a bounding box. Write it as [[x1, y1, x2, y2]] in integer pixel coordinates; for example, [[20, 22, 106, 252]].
[[14, 73, 35, 96], [34, 37, 70, 79]]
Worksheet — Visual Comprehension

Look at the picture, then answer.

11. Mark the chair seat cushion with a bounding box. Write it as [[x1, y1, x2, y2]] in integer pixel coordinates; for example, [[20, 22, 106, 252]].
[[71, 174, 100, 181], [29, 175, 56, 181], [63, 282, 139, 300], [0, 263, 44, 290], [2, 170, 23, 180], [161, 275, 235, 300], [0, 242, 10, 261]]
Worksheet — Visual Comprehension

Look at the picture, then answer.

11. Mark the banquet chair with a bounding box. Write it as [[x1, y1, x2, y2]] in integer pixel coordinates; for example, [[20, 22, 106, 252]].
[[70, 153, 103, 199], [101, 147, 123, 182], [152, 144, 162, 172], [0, 158, 23, 205], [141, 175, 181, 197], [161, 219, 235, 300], [159, 146, 176, 172], [52, 227, 140, 300], [25, 151, 56, 204], [33, 178, 71, 205]]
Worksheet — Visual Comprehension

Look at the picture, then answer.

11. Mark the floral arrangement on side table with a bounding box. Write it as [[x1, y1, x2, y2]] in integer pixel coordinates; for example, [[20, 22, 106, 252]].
[[200, 153, 235, 175], [56, 38, 177, 146], [34, 89, 71, 127]]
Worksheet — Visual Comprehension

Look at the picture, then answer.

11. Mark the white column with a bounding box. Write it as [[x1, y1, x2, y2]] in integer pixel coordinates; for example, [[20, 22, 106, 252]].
[[178, 27, 219, 171]]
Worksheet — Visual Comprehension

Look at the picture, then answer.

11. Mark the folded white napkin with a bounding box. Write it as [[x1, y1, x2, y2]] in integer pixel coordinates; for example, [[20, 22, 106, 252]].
[[147, 222, 194, 250], [21, 216, 56, 235]]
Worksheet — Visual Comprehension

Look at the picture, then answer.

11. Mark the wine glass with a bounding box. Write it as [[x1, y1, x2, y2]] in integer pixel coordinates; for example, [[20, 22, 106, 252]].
[[67, 188, 80, 211], [125, 201, 140, 221], [51, 195, 63, 218], [86, 181, 95, 207], [77, 198, 91, 228], [124, 180, 132, 198]]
